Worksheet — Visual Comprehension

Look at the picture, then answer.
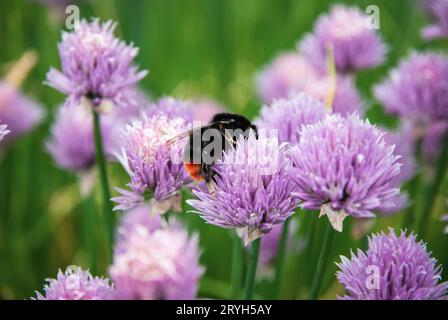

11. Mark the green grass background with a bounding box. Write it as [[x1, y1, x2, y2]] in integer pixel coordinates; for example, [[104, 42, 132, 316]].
[[0, 0, 447, 299]]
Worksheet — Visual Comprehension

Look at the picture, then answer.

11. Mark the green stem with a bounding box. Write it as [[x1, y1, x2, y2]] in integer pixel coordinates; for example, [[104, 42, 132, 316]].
[[402, 174, 421, 229], [360, 234, 369, 252], [292, 212, 313, 299], [308, 220, 335, 300], [273, 217, 291, 299], [92, 110, 115, 261], [403, 139, 422, 230], [230, 233, 244, 299], [199, 277, 232, 299], [81, 194, 98, 274], [243, 238, 260, 300], [416, 134, 448, 238]]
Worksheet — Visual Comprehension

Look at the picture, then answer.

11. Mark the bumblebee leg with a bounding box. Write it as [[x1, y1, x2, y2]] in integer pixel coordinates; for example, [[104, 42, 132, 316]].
[[205, 180, 216, 198], [218, 124, 236, 153], [201, 163, 216, 197]]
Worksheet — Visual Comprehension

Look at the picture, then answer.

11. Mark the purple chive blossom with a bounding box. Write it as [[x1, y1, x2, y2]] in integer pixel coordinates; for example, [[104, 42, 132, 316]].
[[187, 133, 300, 245], [46, 19, 147, 108], [257, 220, 303, 278], [374, 52, 448, 125], [34, 266, 114, 300], [46, 88, 145, 173], [288, 114, 402, 232], [109, 219, 204, 300], [421, 0, 448, 40], [255, 52, 364, 116], [144, 96, 225, 123], [46, 102, 121, 172], [144, 96, 195, 123], [114, 205, 162, 254], [259, 224, 284, 267], [379, 124, 416, 214], [302, 75, 365, 116], [299, 5, 387, 74], [259, 221, 298, 267], [113, 87, 151, 120], [422, 120, 448, 162], [337, 229, 448, 300], [112, 115, 191, 211], [0, 82, 44, 144], [256, 52, 318, 104], [383, 124, 416, 184], [192, 98, 226, 122], [255, 93, 327, 145]]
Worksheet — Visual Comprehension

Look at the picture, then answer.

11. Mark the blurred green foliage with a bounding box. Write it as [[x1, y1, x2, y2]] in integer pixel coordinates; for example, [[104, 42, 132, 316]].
[[0, 0, 447, 299]]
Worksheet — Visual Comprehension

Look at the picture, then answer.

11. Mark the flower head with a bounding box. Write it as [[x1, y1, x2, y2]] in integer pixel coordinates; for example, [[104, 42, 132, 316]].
[[112, 115, 191, 211], [255, 93, 327, 145], [288, 114, 401, 231], [421, 0, 448, 40], [299, 5, 387, 73], [113, 87, 151, 120], [192, 98, 226, 122], [256, 52, 318, 104], [34, 266, 114, 300], [144, 96, 226, 124], [114, 205, 162, 254], [337, 229, 448, 300], [46, 19, 147, 107], [259, 224, 284, 267], [0, 81, 44, 144], [109, 219, 204, 300], [255, 52, 364, 115], [383, 124, 415, 184], [374, 52, 448, 124], [378, 124, 416, 214], [145, 96, 194, 123], [302, 75, 364, 116], [187, 132, 300, 245], [46, 101, 121, 172], [422, 120, 448, 162]]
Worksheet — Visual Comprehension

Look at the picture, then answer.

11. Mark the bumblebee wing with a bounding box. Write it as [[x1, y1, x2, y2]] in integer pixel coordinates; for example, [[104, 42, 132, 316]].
[[165, 129, 195, 146], [165, 120, 233, 146]]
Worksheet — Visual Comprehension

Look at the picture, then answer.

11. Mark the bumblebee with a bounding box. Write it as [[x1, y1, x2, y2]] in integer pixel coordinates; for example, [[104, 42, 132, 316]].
[[167, 113, 258, 194]]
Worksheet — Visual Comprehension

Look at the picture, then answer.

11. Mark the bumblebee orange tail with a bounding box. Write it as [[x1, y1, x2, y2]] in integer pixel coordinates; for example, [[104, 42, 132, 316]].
[[183, 162, 204, 181]]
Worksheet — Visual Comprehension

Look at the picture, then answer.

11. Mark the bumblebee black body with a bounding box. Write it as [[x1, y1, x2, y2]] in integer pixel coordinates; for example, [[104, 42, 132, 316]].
[[182, 113, 258, 189]]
